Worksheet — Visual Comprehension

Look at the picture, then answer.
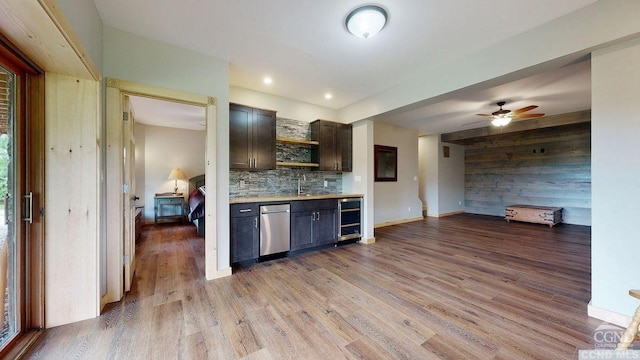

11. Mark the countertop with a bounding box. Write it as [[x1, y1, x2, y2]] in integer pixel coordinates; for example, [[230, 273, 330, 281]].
[[229, 193, 364, 204]]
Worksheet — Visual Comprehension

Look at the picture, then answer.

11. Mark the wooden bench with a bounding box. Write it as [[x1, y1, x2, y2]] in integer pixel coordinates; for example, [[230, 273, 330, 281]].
[[505, 205, 563, 227]]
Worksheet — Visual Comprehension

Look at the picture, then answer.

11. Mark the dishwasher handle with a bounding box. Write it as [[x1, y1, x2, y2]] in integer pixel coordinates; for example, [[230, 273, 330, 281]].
[[261, 209, 290, 215]]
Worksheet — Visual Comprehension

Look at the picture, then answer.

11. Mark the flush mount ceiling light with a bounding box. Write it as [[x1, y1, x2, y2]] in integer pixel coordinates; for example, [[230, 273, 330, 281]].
[[346, 5, 388, 39], [263, 76, 273, 85]]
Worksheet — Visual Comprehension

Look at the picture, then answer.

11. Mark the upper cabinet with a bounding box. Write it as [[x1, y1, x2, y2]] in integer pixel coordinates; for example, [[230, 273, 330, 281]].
[[310, 120, 352, 172], [229, 103, 276, 170]]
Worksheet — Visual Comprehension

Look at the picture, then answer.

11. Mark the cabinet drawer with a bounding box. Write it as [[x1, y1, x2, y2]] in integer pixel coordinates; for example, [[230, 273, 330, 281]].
[[158, 197, 183, 205], [230, 203, 259, 217], [291, 199, 337, 212]]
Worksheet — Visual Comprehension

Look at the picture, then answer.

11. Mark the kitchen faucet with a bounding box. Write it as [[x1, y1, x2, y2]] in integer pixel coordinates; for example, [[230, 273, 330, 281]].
[[297, 174, 306, 196]]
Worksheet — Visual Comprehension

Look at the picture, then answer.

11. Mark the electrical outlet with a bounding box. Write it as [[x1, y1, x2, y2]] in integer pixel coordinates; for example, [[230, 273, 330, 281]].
[[408, 207, 411, 212], [354, 175, 362, 182], [239, 179, 245, 188], [324, 180, 328, 187], [459, 201, 462, 205]]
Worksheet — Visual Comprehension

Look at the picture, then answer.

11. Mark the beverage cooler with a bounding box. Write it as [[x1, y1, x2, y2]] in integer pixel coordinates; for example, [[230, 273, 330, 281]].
[[338, 197, 362, 242]]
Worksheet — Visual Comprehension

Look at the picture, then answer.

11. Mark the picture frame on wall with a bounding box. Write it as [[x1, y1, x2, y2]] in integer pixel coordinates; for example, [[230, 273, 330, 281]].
[[374, 145, 397, 182]]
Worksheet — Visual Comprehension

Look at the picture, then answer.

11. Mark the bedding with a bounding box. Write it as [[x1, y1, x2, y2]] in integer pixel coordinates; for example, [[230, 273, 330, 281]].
[[188, 175, 206, 237], [188, 187, 205, 221]]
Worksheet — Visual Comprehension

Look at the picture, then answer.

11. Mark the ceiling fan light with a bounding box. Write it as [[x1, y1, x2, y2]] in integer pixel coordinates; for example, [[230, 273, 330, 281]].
[[346, 5, 388, 39], [491, 114, 512, 127]]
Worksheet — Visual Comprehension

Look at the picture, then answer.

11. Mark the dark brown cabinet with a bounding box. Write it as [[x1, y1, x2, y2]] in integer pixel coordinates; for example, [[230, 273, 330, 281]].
[[229, 103, 276, 170], [291, 199, 338, 251], [230, 203, 259, 264], [310, 120, 352, 172]]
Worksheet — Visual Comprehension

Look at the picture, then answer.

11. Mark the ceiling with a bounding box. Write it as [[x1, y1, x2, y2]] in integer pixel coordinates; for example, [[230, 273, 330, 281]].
[[129, 96, 205, 131], [96, 1, 596, 133]]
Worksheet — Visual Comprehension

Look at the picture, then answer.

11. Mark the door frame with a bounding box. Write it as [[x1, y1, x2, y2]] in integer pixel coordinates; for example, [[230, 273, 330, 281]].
[[0, 40, 45, 357], [122, 95, 135, 292], [103, 78, 218, 305]]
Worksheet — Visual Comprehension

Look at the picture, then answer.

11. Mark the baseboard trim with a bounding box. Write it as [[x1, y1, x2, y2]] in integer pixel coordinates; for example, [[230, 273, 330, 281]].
[[587, 301, 632, 328], [359, 237, 376, 244], [427, 210, 465, 218], [207, 267, 232, 280], [374, 216, 424, 228]]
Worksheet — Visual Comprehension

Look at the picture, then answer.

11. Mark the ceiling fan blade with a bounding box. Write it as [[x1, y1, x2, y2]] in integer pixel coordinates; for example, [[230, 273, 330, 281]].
[[476, 113, 493, 117], [513, 113, 545, 119], [513, 105, 538, 114]]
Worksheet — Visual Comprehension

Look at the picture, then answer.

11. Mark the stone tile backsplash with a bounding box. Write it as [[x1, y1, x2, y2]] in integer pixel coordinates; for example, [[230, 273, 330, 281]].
[[230, 117, 343, 198]]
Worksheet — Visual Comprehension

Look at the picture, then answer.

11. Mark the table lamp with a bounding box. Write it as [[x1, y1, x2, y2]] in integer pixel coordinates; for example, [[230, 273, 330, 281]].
[[168, 168, 186, 194]]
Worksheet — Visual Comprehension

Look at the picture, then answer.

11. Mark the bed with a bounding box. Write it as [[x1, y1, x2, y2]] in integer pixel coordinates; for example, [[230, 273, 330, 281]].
[[188, 174, 206, 237]]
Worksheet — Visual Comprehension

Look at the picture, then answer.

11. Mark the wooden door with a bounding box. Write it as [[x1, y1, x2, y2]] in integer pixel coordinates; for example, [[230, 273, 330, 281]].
[[122, 95, 136, 292]]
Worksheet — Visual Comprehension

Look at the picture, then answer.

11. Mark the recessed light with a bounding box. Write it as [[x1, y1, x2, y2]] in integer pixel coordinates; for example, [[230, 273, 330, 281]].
[[325, 93, 333, 100], [263, 77, 273, 85]]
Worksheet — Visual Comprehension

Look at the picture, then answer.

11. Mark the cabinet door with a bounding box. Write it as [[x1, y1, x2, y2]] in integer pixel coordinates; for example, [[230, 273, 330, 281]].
[[339, 124, 352, 172], [229, 104, 253, 169], [319, 121, 338, 171], [252, 108, 276, 170], [314, 208, 337, 246], [231, 215, 259, 263], [291, 211, 314, 251]]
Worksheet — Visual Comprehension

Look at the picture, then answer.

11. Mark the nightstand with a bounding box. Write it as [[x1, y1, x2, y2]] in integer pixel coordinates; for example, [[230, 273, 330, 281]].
[[154, 195, 186, 225]]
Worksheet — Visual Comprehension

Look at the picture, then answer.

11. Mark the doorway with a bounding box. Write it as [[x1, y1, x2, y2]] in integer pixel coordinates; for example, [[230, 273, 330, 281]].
[[102, 79, 219, 306]]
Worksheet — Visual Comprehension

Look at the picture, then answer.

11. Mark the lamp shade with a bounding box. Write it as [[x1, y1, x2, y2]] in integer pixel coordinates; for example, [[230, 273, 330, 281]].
[[346, 5, 388, 39], [168, 168, 186, 180]]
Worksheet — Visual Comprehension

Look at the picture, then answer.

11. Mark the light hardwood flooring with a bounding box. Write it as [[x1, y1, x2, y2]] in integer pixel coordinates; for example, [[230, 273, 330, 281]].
[[26, 214, 615, 359]]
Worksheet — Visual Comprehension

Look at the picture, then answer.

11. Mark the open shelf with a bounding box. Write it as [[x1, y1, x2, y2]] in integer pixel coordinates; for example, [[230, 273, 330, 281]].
[[276, 161, 320, 168], [276, 137, 319, 146]]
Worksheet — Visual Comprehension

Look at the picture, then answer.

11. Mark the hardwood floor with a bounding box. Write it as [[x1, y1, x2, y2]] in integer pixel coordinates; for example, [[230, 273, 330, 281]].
[[26, 214, 614, 359]]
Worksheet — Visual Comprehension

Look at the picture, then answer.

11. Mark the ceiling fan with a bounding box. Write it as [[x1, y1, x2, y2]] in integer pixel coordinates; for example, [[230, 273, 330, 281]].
[[475, 101, 545, 127]]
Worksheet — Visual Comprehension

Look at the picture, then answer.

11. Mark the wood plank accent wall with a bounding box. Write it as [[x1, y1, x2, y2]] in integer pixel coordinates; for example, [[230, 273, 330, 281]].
[[45, 73, 100, 327], [464, 122, 591, 226]]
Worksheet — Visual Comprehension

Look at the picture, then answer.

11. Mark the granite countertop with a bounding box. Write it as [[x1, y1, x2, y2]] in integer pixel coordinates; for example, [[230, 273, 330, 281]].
[[229, 193, 364, 204]]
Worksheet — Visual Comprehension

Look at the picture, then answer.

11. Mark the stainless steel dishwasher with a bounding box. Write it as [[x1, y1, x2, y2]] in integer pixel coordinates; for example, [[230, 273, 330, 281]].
[[259, 204, 291, 256]]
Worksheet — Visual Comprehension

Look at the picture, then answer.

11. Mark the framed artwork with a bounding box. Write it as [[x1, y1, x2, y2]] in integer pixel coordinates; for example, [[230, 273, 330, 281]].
[[374, 145, 397, 182]]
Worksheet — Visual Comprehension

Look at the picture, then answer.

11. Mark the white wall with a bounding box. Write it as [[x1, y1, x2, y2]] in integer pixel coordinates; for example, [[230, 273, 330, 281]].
[[137, 124, 206, 221], [55, 0, 103, 72], [418, 135, 465, 217], [343, 120, 375, 242], [438, 142, 465, 215], [590, 37, 640, 325], [230, 86, 338, 123], [373, 122, 422, 225], [102, 27, 232, 274], [419, 135, 439, 215]]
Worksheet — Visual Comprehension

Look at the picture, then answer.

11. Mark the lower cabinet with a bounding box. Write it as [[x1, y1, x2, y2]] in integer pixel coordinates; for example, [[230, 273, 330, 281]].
[[230, 199, 340, 265], [291, 199, 338, 251], [230, 203, 259, 264]]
